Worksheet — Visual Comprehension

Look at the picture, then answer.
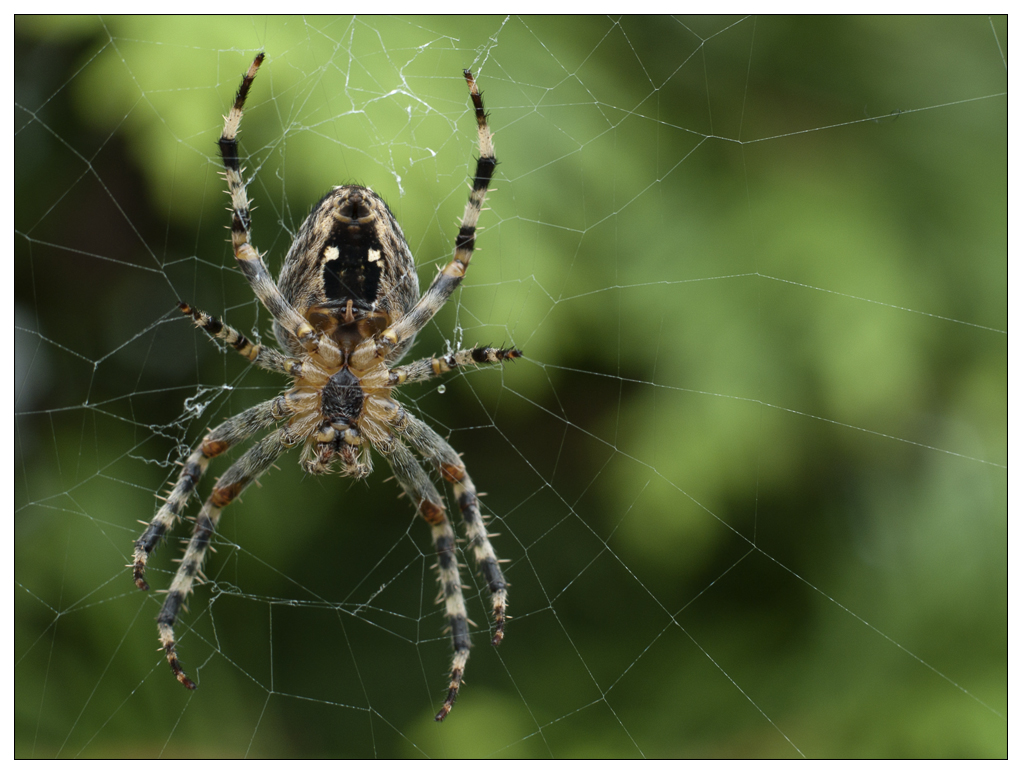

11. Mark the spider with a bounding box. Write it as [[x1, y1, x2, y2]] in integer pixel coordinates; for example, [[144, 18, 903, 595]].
[[132, 53, 518, 722]]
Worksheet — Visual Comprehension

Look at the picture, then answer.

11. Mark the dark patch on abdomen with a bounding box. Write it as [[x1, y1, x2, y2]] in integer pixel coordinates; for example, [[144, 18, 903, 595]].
[[322, 223, 383, 311]]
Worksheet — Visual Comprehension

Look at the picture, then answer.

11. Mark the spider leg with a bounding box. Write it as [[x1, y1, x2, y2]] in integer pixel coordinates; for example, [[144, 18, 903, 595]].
[[395, 413, 509, 648], [178, 302, 303, 377], [354, 70, 496, 369], [133, 396, 294, 590], [218, 54, 325, 357], [157, 427, 290, 689], [388, 345, 521, 386], [383, 438, 471, 722]]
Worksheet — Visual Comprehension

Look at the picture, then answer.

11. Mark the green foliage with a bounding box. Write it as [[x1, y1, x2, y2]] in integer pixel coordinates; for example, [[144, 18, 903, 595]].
[[16, 16, 1005, 758]]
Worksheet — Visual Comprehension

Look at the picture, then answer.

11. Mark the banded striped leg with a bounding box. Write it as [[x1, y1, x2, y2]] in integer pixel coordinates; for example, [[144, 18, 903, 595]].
[[388, 346, 522, 386], [133, 397, 292, 590], [218, 54, 322, 355], [356, 69, 496, 368], [178, 302, 302, 377], [383, 440, 470, 722], [397, 414, 509, 648], [157, 428, 290, 689]]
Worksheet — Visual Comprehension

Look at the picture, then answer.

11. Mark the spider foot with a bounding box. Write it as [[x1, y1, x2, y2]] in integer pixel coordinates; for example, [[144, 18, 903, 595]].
[[159, 625, 197, 690], [434, 650, 468, 722], [434, 686, 459, 722], [168, 654, 197, 691]]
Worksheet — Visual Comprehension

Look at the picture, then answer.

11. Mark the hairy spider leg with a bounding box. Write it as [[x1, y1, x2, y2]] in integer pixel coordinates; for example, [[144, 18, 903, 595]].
[[398, 414, 509, 646], [382, 440, 471, 720], [178, 303, 303, 377], [381, 405, 508, 720], [353, 69, 497, 371], [218, 54, 337, 364], [156, 429, 292, 688], [388, 345, 522, 386], [133, 397, 294, 590]]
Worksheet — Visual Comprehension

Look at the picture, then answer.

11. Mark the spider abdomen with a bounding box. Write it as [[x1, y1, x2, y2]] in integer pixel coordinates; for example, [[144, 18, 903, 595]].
[[320, 193, 385, 311], [275, 185, 419, 359]]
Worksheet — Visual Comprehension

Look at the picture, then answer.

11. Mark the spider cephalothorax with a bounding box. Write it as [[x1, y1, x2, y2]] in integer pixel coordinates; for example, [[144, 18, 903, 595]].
[[132, 54, 518, 721]]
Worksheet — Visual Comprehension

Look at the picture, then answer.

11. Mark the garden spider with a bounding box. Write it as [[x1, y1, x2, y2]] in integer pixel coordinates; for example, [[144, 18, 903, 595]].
[[132, 54, 518, 722]]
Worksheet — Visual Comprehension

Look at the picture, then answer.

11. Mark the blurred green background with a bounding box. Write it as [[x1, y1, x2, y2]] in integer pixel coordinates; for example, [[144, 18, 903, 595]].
[[15, 16, 1006, 758]]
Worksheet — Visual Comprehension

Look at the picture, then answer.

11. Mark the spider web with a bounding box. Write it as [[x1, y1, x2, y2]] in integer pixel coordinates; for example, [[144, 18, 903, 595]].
[[14, 16, 1008, 758]]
